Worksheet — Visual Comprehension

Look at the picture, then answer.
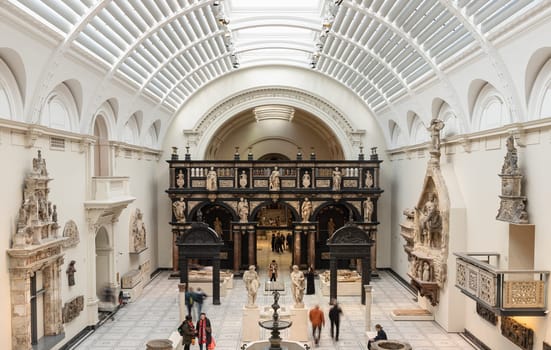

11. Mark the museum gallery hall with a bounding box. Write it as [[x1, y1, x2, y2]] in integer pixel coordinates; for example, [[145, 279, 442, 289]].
[[1, 1, 551, 350]]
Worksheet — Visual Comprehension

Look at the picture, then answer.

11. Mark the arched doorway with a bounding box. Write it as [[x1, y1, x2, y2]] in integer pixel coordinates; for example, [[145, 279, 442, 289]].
[[95, 227, 112, 311], [316, 204, 352, 269]]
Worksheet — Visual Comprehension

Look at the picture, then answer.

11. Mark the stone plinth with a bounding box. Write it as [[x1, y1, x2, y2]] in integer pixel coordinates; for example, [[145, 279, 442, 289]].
[[288, 306, 308, 342], [321, 277, 362, 296], [242, 306, 260, 341], [121, 269, 142, 288]]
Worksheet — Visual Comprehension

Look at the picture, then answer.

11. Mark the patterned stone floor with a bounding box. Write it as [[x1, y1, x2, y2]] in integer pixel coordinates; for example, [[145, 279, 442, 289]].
[[75, 240, 476, 350]]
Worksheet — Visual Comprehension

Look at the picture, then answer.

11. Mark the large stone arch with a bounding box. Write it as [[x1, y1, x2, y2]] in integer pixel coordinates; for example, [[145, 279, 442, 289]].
[[186, 87, 364, 160]]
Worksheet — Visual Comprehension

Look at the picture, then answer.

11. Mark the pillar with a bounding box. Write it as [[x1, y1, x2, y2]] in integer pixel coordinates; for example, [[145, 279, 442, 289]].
[[233, 229, 241, 272], [361, 257, 371, 305], [307, 230, 315, 269], [329, 258, 337, 303], [212, 258, 221, 305], [179, 251, 188, 285], [178, 283, 187, 322], [371, 230, 378, 275], [248, 230, 255, 267], [10, 270, 31, 349], [293, 231, 301, 267], [172, 230, 179, 272], [364, 285, 373, 331]]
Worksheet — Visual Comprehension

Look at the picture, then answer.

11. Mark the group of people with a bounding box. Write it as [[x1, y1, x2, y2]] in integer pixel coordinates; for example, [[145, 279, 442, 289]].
[[308, 301, 344, 346], [178, 312, 215, 350], [271, 232, 292, 253], [185, 287, 207, 320]]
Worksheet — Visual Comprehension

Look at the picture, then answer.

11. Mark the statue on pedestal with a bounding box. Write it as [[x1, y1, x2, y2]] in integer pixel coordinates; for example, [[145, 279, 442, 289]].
[[172, 198, 186, 223], [301, 198, 313, 223], [238, 197, 249, 223], [206, 167, 218, 191], [243, 265, 259, 308], [269, 167, 280, 191], [290, 265, 305, 308], [332, 167, 342, 191]]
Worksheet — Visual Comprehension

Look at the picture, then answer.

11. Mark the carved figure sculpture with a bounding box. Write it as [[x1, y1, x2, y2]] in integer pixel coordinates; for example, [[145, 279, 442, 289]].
[[32, 150, 48, 176], [332, 167, 342, 191], [301, 198, 313, 223], [176, 169, 185, 188], [427, 118, 445, 152], [66, 260, 76, 286], [239, 170, 248, 188], [269, 166, 280, 191], [206, 167, 218, 191], [290, 265, 305, 307], [173, 198, 186, 223], [131, 209, 146, 252], [417, 193, 442, 248], [243, 265, 259, 307], [328, 217, 335, 235], [365, 171, 373, 188], [501, 135, 521, 175], [422, 262, 430, 281], [302, 171, 311, 188], [364, 197, 374, 222], [237, 197, 249, 223]]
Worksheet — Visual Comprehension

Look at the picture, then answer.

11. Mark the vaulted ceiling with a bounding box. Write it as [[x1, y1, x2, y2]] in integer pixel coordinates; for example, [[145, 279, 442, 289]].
[[7, 0, 545, 115]]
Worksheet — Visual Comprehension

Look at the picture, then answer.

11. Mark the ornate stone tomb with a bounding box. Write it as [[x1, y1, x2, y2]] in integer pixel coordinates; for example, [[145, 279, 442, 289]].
[[500, 316, 533, 350]]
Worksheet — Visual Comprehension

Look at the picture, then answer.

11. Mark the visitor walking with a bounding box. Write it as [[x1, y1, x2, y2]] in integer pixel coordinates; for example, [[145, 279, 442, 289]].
[[328, 300, 343, 341], [178, 315, 196, 350], [309, 304, 325, 346], [185, 287, 194, 318], [196, 312, 213, 350], [269, 260, 278, 282]]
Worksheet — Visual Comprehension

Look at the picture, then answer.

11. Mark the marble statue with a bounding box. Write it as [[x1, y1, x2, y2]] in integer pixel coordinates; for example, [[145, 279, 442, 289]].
[[301, 198, 313, 223], [269, 166, 280, 191], [332, 167, 342, 191], [302, 171, 311, 188], [239, 170, 248, 188], [238, 197, 249, 223], [131, 209, 146, 252], [243, 265, 259, 308], [427, 118, 445, 152], [206, 167, 218, 191], [365, 171, 373, 188], [176, 169, 185, 188], [290, 265, 305, 307], [172, 198, 186, 223], [416, 193, 442, 248], [32, 150, 48, 176], [364, 197, 374, 222]]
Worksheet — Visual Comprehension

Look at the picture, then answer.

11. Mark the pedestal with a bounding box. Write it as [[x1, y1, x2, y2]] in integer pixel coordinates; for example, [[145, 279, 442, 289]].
[[178, 283, 186, 323], [242, 306, 260, 341], [364, 285, 373, 332], [288, 306, 308, 342]]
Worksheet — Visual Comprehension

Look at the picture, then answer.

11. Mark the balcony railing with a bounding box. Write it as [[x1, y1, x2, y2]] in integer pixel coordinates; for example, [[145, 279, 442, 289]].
[[91, 176, 132, 200], [455, 252, 550, 316]]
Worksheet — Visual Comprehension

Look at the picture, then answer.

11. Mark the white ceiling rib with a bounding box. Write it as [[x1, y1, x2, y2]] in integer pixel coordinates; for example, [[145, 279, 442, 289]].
[[7, 0, 546, 114]]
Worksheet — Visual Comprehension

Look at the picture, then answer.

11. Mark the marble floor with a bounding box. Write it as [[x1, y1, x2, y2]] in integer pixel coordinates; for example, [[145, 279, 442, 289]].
[[75, 240, 476, 350]]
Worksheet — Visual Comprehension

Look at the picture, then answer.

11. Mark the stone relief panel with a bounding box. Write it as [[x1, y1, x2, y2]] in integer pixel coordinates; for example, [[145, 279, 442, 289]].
[[62, 220, 80, 248], [503, 281, 545, 308], [476, 302, 497, 325], [129, 208, 147, 253], [62, 296, 84, 323], [500, 316, 534, 350]]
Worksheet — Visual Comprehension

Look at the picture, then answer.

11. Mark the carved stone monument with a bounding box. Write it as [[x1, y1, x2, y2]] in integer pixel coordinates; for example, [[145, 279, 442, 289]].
[[62, 296, 84, 323], [130, 208, 147, 253], [62, 220, 80, 248], [496, 135, 528, 224], [401, 119, 449, 306], [500, 316, 533, 350], [8, 151, 67, 349]]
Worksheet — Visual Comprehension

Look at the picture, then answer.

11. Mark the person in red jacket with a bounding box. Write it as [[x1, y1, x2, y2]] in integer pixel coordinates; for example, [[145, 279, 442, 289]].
[[308, 304, 325, 345]]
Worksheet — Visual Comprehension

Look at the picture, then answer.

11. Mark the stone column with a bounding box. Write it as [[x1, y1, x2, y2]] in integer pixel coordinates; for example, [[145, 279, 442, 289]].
[[233, 229, 241, 272], [179, 252, 188, 285], [178, 283, 187, 322], [10, 270, 31, 349], [329, 258, 337, 303], [172, 230, 179, 272], [361, 257, 371, 305], [86, 226, 99, 324], [364, 285, 373, 331], [212, 258, 221, 305], [371, 229, 378, 276], [293, 230, 301, 267], [307, 230, 315, 269], [247, 230, 255, 267]]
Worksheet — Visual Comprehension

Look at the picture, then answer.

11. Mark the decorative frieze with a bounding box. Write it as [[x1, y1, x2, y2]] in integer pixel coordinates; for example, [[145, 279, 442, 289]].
[[476, 302, 497, 325], [503, 281, 545, 308], [501, 316, 533, 350], [62, 296, 84, 323]]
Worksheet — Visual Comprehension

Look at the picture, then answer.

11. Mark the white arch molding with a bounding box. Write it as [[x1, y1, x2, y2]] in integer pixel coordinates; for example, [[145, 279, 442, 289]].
[[40, 83, 79, 132], [528, 59, 551, 120], [471, 83, 511, 132], [0, 58, 23, 121], [189, 87, 362, 160]]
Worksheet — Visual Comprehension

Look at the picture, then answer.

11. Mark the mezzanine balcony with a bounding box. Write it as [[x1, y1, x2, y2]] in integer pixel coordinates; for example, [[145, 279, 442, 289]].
[[455, 252, 549, 316]]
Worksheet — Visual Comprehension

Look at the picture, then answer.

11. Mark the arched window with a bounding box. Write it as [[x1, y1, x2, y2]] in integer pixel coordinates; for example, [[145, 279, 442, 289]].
[[40, 83, 79, 132], [437, 103, 460, 138], [123, 114, 141, 145], [528, 59, 551, 120], [0, 57, 23, 120], [472, 84, 511, 131]]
